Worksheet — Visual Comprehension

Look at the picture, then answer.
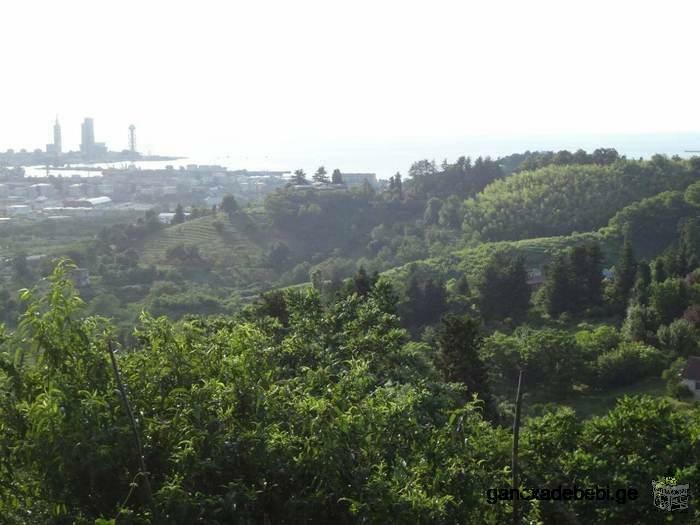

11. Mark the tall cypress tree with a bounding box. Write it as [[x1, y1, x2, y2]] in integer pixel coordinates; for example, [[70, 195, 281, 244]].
[[613, 238, 637, 310], [652, 258, 667, 283], [631, 260, 651, 306], [434, 314, 491, 406], [478, 252, 530, 320], [173, 203, 185, 225], [543, 254, 571, 317]]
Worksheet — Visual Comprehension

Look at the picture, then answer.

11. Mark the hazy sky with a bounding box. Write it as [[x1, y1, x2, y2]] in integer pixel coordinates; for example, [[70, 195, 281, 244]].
[[2, 0, 700, 158]]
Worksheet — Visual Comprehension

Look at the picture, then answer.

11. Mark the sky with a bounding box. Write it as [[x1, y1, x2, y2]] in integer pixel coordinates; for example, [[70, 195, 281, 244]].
[[2, 0, 700, 166]]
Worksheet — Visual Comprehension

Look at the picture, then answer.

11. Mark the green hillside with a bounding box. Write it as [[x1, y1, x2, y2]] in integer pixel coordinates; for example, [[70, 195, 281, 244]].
[[140, 214, 274, 289], [385, 183, 700, 290], [463, 158, 700, 242]]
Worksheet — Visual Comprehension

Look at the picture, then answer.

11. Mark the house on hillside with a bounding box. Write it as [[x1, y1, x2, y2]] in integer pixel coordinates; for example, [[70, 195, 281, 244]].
[[526, 268, 545, 290], [158, 212, 190, 224], [681, 357, 700, 400]]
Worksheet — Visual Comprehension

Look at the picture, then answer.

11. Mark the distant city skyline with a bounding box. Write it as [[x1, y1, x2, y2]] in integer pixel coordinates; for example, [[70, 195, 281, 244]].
[[1, 1, 700, 162]]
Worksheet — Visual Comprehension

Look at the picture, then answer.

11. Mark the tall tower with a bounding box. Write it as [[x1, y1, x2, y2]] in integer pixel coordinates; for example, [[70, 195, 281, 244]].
[[129, 124, 136, 156], [80, 117, 95, 158], [53, 117, 62, 154]]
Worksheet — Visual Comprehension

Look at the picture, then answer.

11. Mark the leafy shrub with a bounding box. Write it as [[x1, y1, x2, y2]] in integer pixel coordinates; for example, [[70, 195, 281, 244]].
[[594, 341, 665, 388]]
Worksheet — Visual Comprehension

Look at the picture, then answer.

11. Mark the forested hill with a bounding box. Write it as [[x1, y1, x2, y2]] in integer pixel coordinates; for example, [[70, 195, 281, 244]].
[[3, 150, 700, 523], [463, 157, 700, 242]]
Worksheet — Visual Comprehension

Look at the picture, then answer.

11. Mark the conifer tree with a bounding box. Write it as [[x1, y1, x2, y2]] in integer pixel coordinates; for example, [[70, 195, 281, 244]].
[[543, 254, 571, 317], [613, 238, 637, 310], [173, 203, 185, 224], [434, 314, 491, 406], [313, 166, 329, 183]]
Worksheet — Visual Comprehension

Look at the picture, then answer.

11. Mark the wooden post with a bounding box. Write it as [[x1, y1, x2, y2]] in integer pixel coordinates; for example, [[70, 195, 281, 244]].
[[512, 368, 524, 525], [108, 340, 155, 515]]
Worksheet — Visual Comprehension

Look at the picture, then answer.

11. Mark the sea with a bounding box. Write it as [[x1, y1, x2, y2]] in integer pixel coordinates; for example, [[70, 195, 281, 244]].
[[23, 132, 700, 180]]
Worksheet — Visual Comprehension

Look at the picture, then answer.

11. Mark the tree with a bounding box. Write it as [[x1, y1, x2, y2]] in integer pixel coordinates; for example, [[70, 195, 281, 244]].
[[541, 244, 603, 317], [594, 341, 665, 388], [266, 241, 291, 271], [408, 159, 437, 179], [173, 203, 185, 224], [455, 274, 470, 296], [390, 172, 403, 199], [611, 238, 637, 311], [292, 169, 308, 185], [351, 266, 375, 297], [438, 195, 464, 229], [478, 252, 530, 321], [649, 278, 689, 325], [331, 169, 343, 184], [631, 260, 651, 306], [657, 319, 697, 357], [401, 269, 447, 328], [569, 396, 695, 524], [423, 197, 443, 225], [652, 258, 667, 283], [434, 314, 491, 403], [12, 253, 32, 282], [313, 166, 329, 183], [220, 194, 239, 219], [621, 303, 652, 342], [542, 254, 571, 317]]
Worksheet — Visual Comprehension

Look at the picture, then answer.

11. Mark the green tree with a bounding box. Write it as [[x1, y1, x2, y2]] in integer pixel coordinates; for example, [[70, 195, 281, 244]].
[[312, 166, 329, 183], [652, 258, 667, 283], [434, 314, 491, 405], [173, 203, 185, 224], [423, 197, 443, 225], [220, 193, 239, 219], [292, 168, 308, 185], [542, 254, 571, 317], [631, 260, 652, 306], [331, 168, 343, 184], [612, 238, 637, 311], [478, 252, 530, 321], [649, 277, 689, 325], [266, 241, 291, 271], [351, 266, 375, 297]]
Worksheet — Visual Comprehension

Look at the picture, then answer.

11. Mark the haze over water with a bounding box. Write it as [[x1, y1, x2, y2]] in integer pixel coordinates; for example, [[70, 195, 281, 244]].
[[24, 132, 700, 180]]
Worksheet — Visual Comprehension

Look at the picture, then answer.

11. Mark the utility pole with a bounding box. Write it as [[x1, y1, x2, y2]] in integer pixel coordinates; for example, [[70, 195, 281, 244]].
[[512, 368, 524, 525]]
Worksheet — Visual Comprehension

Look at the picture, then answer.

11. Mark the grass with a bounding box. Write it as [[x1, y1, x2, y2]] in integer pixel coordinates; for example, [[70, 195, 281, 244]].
[[529, 377, 674, 420]]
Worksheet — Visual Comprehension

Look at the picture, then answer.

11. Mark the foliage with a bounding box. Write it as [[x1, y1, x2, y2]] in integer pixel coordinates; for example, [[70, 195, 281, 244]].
[[477, 251, 530, 321], [0, 265, 513, 524], [540, 243, 603, 317], [594, 341, 665, 388], [463, 159, 700, 241]]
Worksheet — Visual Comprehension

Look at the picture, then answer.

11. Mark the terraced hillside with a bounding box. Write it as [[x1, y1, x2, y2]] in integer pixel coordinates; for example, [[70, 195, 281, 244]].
[[140, 214, 274, 292]]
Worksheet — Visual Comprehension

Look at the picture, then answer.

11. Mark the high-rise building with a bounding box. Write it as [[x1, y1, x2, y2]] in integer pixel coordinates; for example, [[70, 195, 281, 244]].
[[129, 124, 136, 156], [53, 117, 62, 154], [80, 118, 95, 157]]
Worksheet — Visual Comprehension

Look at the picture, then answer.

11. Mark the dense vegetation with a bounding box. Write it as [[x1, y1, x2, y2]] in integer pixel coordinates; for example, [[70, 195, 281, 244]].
[[463, 157, 700, 241], [3, 149, 700, 523], [2, 262, 700, 524]]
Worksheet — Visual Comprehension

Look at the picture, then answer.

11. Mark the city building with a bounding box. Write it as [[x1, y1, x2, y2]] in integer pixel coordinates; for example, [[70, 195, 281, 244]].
[[46, 117, 62, 155], [80, 118, 108, 159], [80, 118, 95, 156]]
